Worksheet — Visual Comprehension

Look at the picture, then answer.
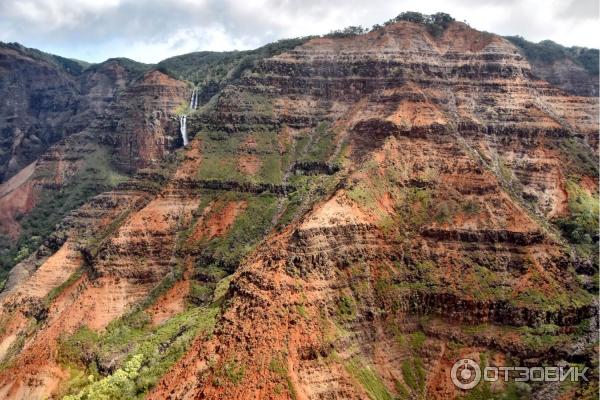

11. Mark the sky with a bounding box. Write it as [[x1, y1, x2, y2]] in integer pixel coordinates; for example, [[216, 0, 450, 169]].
[[0, 0, 597, 63]]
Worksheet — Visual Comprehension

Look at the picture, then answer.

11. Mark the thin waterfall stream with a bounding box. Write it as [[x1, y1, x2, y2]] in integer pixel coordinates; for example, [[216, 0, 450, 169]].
[[179, 115, 188, 146], [180, 88, 198, 146]]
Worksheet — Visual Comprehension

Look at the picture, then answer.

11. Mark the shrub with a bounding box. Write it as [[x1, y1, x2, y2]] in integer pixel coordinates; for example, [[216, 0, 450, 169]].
[[385, 12, 455, 36], [556, 180, 599, 244], [336, 295, 356, 320], [326, 26, 368, 38], [63, 354, 144, 400]]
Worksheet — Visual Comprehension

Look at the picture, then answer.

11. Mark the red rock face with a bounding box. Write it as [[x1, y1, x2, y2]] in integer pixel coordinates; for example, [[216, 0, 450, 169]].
[[93, 69, 190, 173], [148, 22, 598, 399], [0, 45, 145, 183], [0, 63, 189, 240], [0, 20, 597, 400]]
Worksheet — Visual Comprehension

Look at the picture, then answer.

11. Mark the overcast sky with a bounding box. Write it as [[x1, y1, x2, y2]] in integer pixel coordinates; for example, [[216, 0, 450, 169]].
[[0, 0, 597, 63]]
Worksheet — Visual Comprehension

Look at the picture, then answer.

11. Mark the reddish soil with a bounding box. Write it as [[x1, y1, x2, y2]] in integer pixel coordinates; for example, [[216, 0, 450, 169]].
[[148, 259, 193, 326], [189, 200, 247, 242], [0, 162, 38, 238], [238, 154, 261, 175]]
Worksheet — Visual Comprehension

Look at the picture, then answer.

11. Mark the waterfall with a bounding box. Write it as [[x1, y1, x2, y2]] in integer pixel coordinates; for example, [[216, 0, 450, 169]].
[[189, 88, 198, 110], [180, 88, 196, 147], [179, 115, 188, 146]]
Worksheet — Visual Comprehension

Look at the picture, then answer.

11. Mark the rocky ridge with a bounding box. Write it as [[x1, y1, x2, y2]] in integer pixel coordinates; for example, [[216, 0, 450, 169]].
[[0, 16, 597, 400]]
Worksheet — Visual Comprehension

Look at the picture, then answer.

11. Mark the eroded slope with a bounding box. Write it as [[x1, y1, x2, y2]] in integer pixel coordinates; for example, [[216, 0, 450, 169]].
[[0, 18, 597, 400]]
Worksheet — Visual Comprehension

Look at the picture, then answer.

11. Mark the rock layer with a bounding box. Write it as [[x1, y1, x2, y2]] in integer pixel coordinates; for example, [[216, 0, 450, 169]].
[[0, 19, 597, 400]]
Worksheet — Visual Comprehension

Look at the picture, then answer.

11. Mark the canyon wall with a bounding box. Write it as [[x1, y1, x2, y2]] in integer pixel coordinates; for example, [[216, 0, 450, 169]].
[[0, 19, 597, 400]]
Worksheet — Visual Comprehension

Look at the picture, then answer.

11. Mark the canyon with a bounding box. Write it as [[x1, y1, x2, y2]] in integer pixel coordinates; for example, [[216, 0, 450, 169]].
[[0, 13, 598, 400]]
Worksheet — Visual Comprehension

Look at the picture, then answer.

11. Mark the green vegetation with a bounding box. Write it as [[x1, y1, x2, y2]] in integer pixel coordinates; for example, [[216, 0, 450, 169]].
[[434, 199, 460, 223], [269, 355, 297, 398], [394, 379, 410, 399], [326, 26, 369, 38], [196, 145, 244, 182], [188, 282, 214, 305], [84, 209, 132, 259], [401, 357, 426, 394], [187, 117, 344, 275], [211, 358, 246, 386], [556, 179, 599, 245], [505, 36, 599, 76], [198, 191, 278, 270], [0, 143, 128, 281], [212, 274, 233, 304], [511, 282, 593, 314], [0, 332, 26, 372], [0, 42, 155, 79], [326, 12, 457, 38], [559, 138, 599, 177], [57, 261, 216, 398], [518, 323, 567, 349], [85, 57, 152, 78], [63, 353, 145, 400], [58, 306, 218, 398], [0, 41, 91, 74], [223, 360, 245, 384], [384, 12, 455, 36], [344, 358, 394, 400], [408, 331, 426, 351], [277, 172, 339, 229], [462, 200, 480, 214], [157, 37, 312, 89], [336, 294, 356, 320], [44, 268, 83, 305], [275, 121, 341, 228], [303, 122, 336, 162], [196, 130, 285, 185], [381, 253, 592, 315]]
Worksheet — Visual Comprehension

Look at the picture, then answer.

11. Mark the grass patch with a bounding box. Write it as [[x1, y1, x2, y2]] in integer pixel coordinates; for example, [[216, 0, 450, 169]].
[[59, 305, 218, 398], [401, 357, 426, 394], [44, 268, 83, 305], [199, 192, 278, 269], [58, 266, 218, 398], [269, 355, 298, 399], [344, 358, 393, 400], [212, 359, 246, 386], [409, 331, 426, 351], [336, 295, 356, 320], [302, 122, 336, 162], [1, 143, 128, 278]]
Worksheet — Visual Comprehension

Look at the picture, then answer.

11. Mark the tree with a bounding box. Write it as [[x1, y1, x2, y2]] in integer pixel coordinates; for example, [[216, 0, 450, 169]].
[[326, 26, 368, 38]]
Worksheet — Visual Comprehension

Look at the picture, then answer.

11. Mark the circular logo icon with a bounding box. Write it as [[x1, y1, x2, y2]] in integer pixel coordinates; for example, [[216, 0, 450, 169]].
[[451, 359, 481, 390]]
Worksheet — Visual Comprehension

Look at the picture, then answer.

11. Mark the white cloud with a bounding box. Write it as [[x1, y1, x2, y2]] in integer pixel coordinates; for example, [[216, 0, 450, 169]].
[[0, 0, 597, 63]]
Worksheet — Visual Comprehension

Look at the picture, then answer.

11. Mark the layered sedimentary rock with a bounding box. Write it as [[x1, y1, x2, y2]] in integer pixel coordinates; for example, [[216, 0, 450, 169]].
[[148, 21, 598, 400], [0, 66, 189, 244], [0, 43, 81, 182], [92, 70, 190, 173], [0, 43, 151, 182], [0, 19, 597, 400]]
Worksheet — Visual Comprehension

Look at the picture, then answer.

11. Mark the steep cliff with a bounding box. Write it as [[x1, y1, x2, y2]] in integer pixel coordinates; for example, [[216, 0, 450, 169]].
[[506, 36, 599, 97], [0, 46, 190, 281], [0, 43, 152, 182], [0, 15, 597, 400]]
